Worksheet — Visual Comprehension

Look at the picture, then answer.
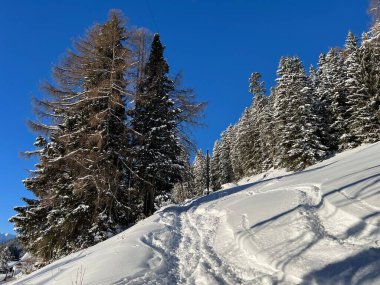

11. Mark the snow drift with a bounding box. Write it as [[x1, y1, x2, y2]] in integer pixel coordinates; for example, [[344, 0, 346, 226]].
[[9, 142, 380, 285]]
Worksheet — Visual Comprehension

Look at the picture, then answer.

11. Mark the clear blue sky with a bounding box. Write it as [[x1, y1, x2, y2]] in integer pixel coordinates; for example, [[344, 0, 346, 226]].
[[0, 0, 370, 233]]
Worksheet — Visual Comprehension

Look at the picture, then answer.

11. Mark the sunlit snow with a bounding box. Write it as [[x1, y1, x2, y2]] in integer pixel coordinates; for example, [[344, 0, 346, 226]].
[[9, 142, 380, 285]]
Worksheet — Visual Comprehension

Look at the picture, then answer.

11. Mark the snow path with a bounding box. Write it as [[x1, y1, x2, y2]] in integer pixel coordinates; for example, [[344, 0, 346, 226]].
[[9, 143, 380, 285]]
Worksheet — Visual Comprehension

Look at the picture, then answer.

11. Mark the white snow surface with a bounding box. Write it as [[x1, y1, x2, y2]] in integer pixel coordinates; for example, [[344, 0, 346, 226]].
[[9, 143, 380, 285]]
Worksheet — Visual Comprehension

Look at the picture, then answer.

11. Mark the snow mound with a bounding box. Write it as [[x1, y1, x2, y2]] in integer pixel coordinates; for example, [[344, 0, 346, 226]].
[[10, 142, 380, 285]]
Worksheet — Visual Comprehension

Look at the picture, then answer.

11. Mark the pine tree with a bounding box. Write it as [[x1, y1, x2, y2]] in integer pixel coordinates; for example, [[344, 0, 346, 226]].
[[259, 92, 275, 171], [246, 72, 267, 174], [317, 48, 350, 151], [0, 246, 11, 280], [229, 124, 244, 180], [11, 11, 133, 260], [131, 34, 183, 216], [219, 126, 234, 184], [235, 108, 252, 176], [344, 31, 363, 147], [346, 33, 380, 143], [211, 140, 222, 190], [274, 56, 327, 170], [193, 149, 207, 196]]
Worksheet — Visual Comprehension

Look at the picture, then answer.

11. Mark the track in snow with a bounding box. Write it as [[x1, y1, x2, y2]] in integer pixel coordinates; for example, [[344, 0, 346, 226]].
[[9, 143, 380, 285], [128, 181, 380, 285]]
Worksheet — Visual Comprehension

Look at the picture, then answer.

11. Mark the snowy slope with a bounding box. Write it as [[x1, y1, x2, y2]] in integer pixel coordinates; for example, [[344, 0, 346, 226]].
[[0, 233, 15, 244], [9, 143, 380, 285]]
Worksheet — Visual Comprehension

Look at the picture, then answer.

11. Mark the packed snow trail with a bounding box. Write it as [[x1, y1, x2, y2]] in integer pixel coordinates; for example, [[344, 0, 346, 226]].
[[9, 143, 380, 285]]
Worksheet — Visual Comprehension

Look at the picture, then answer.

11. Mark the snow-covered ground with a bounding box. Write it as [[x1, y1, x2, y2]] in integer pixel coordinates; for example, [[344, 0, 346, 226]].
[[8, 142, 380, 285]]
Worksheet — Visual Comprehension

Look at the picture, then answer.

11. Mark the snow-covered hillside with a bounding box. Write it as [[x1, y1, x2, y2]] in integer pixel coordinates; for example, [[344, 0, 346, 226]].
[[0, 233, 15, 244], [9, 143, 380, 285]]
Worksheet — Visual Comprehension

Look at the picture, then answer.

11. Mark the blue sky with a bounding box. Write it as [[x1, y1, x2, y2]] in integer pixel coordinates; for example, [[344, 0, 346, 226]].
[[0, 0, 370, 233]]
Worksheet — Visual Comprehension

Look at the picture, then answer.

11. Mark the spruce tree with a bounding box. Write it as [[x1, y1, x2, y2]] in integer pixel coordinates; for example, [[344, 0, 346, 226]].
[[0, 247, 11, 275], [246, 72, 267, 174], [229, 124, 244, 180], [235, 108, 252, 176], [274, 56, 327, 170], [193, 149, 207, 196], [317, 48, 350, 151], [11, 11, 132, 260], [259, 92, 275, 171], [344, 31, 364, 147], [219, 126, 234, 184], [211, 140, 222, 190], [346, 33, 380, 143], [131, 34, 182, 216]]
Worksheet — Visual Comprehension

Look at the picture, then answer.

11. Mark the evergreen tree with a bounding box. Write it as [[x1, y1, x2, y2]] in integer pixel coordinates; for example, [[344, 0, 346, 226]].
[[235, 108, 252, 176], [362, 32, 380, 125], [219, 126, 234, 184], [259, 91, 275, 171], [11, 11, 133, 260], [317, 48, 349, 151], [309, 65, 319, 91], [210, 140, 222, 190], [0, 247, 12, 280], [229, 124, 244, 180], [193, 149, 207, 196], [346, 33, 380, 143], [274, 56, 327, 170], [308, 65, 331, 153], [344, 31, 363, 147], [131, 34, 183, 216], [246, 72, 267, 174]]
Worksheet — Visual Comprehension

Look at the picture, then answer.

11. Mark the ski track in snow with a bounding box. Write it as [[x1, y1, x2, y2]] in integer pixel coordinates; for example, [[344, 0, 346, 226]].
[[122, 181, 379, 284], [9, 143, 380, 285], [127, 178, 380, 285]]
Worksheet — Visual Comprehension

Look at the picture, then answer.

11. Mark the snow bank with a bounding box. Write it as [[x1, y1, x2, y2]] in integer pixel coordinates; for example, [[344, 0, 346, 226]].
[[10, 142, 380, 284]]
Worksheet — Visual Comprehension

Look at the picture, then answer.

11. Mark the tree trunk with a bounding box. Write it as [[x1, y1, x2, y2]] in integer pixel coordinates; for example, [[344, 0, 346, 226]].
[[143, 184, 155, 216]]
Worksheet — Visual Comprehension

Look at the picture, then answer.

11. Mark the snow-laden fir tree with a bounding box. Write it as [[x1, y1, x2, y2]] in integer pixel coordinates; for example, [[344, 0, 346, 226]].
[[229, 124, 244, 180], [345, 32, 380, 144], [0, 247, 12, 280], [344, 31, 364, 147], [274, 56, 327, 170], [234, 108, 252, 177], [241, 108, 261, 175], [259, 91, 275, 171], [131, 34, 183, 216], [192, 149, 207, 196], [211, 140, 222, 190], [11, 11, 133, 260], [219, 126, 235, 184], [317, 48, 350, 151], [246, 72, 267, 174]]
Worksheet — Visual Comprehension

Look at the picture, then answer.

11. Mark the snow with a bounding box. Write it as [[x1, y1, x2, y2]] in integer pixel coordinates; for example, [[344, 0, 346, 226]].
[[9, 142, 380, 284], [0, 275, 6, 282]]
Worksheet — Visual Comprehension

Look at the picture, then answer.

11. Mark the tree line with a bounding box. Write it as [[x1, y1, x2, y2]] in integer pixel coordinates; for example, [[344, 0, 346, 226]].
[[209, 22, 380, 189]]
